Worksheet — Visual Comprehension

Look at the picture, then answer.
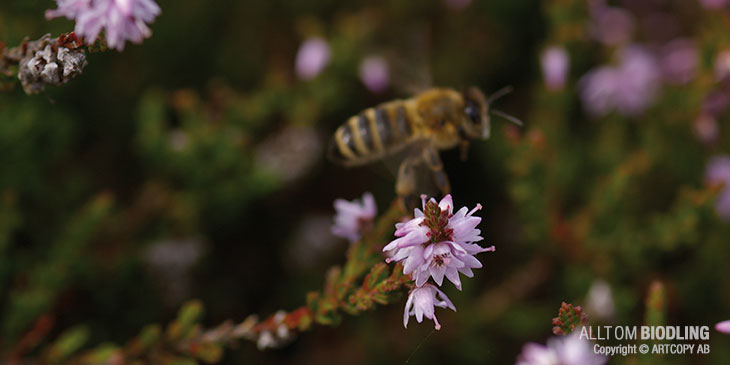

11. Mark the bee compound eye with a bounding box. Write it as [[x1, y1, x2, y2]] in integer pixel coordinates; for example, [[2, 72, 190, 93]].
[[465, 102, 481, 124]]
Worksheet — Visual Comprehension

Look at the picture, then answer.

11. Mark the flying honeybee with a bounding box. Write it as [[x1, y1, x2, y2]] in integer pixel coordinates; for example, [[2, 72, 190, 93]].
[[328, 86, 521, 209]]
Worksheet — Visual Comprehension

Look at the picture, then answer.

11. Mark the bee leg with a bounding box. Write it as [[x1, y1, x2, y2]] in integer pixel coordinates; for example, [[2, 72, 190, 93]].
[[422, 146, 451, 196], [396, 155, 421, 212], [459, 141, 470, 161]]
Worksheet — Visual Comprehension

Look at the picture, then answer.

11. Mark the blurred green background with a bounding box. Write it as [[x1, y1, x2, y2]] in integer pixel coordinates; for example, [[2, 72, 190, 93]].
[[2, 0, 730, 363]]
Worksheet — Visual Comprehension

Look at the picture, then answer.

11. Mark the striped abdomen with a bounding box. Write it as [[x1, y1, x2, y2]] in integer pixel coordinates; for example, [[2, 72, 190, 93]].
[[329, 101, 417, 166]]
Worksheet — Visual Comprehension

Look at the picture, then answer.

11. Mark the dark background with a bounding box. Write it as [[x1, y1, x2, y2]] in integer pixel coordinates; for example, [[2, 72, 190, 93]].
[[2, 0, 730, 363]]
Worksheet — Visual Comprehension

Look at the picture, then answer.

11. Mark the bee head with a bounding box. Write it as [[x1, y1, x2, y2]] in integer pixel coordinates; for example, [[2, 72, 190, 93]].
[[462, 87, 490, 140], [461, 86, 521, 141]]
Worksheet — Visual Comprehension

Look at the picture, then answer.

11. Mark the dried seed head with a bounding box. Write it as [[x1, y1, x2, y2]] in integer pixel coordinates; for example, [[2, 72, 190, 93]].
[[17, 36, 87, 94]]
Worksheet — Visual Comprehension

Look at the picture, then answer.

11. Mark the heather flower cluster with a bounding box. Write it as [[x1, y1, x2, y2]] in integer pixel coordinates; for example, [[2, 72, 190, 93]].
[[46, 0, 161, 51], [578, 1, 701, 117], [331, 192, 377, 243], [579, 45, 661, 117], [383, 195, 494, 329]]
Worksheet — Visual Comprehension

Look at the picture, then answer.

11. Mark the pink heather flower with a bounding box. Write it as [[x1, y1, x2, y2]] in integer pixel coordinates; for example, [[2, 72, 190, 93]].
[[585, 279, 614, 321], [541, 46, 570, 91], [702, 91, 730, 118], [716, 320, 730, 334], [295, 37, 331, 80], [705, 155, 730, 220], [516, 333, 608, 365], [588, 1, 635, 46], [331, 192, 377, 243], [714, 50, 730, 81], [659, 39, 698, 85], [700, 0, 728, 10], [359, 56, 389, 94], [46, 0, 161, 51], [579, 45, 660, 117], [403, 284, 456, 330], [383, 194, 495, 290], [693, 114, 719, 145]]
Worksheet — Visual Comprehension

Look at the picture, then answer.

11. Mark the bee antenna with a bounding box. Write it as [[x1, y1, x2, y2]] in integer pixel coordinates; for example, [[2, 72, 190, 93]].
[[486, 85, 514, 105], [491, 109, 523, 126]]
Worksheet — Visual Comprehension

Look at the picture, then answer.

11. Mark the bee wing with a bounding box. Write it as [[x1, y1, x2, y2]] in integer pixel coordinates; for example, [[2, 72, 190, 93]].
[[379, 27, 433, 95], [382, 141, 446, 200]]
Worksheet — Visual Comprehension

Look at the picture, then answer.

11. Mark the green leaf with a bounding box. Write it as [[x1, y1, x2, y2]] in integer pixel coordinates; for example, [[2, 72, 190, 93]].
[[45, 326, 90, 363]]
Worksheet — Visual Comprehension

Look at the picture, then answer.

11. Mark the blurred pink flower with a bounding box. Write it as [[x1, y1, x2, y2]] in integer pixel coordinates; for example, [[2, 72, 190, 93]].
[[714, 50, 730, 81], [585, 279, 614, 321], [288, 215, 341, 270], [443, 0, 472, 10], [541, 46, 570, 91], [696, 93, 728, 144], [705, 155, 730, 220], [46, 0, 161, 51], [295, 37, 331, 80], [516, 333, 608, 365], [579, 45, 660, 117], [659, 39, 698, 85], [331, 192, 377, 243], [254, 125, 322, 183], [716, 320, 730, 334], [693, 114, 719, 145], [702, 91, 730, 117], [359, 56, 389, 94], [403, 284, 456, 330], [589, 1, 635, 46], [383, 194, 494, 290], [143, 238, 201, 304], [699, 0, 728, 10]]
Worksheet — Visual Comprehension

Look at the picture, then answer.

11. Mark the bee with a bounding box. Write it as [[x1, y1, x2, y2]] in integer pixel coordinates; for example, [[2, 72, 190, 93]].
[[328, 86, 520, 209]]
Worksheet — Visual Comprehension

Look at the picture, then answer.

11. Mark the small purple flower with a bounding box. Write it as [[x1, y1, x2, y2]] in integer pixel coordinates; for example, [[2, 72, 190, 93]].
[[46, 0, 161, 51], [659, 39, 698, 85], [693, 114, 719, 145], [714, 50, 730, 81], [403, 283, 456, 330], [700, 0, 728, 10], [588, 1, 635, 46], [578, 67, 618, 117], [331, 192, 377, 243], [359, 56, 389, 94], [585, 279, 614, 321], [705, 155, 730, 220], [716, 320, 730, 334], [295, 37, 331, 81], [702, 91, 730, 118], [383, 195, 494, 290], [579, 45, 660, 117], [516, 333, 608, 365], [541, 46, 570, 91]]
